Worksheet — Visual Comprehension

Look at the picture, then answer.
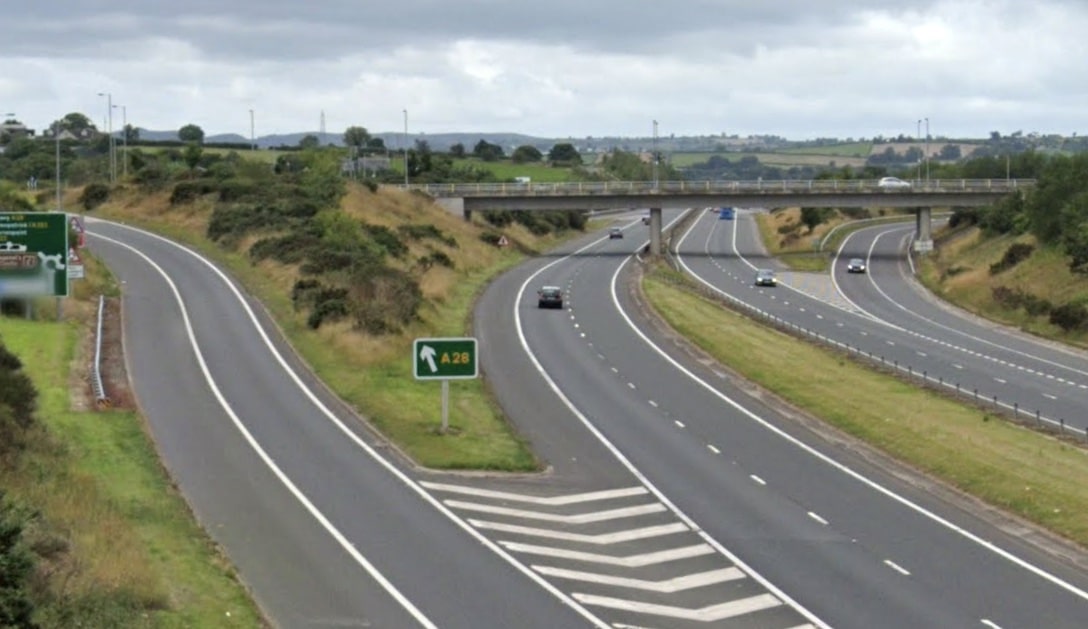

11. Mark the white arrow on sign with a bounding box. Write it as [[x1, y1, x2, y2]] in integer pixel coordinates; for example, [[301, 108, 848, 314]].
[[419, 345, 438, 373]]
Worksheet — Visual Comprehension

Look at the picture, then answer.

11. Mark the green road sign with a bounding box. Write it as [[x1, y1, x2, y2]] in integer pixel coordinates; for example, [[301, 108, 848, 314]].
[[0, 212, 69, 297], [413, 337, 478, 380]]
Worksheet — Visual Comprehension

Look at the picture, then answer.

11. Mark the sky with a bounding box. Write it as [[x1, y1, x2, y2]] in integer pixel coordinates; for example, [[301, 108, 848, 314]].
[[2, 0, 1087, 141]]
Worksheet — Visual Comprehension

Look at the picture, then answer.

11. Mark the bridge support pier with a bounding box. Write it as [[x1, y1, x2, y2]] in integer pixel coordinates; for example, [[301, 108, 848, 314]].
[[914, 206, 933, 253], [649, 207, 662, 256]]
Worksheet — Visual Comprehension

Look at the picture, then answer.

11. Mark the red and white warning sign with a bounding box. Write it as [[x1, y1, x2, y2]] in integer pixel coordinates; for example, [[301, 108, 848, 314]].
[[67, 248, 85, 280], [497, 235, 509, 247]]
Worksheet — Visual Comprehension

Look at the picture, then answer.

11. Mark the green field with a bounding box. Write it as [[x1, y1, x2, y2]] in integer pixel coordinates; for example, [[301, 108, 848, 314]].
[[448, 158, 576, 182]]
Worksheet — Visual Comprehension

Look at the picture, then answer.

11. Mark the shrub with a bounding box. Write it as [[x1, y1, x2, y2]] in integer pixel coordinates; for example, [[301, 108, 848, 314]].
[[479, 231, 503, 246], [361, 223, 408, 258], [398, 224, 458, 248], [989, 242, 1034, 275], [991, 285, 1052, 316], [0, 493, 36, 627], [169, 180, 218, 205], [217, 180, 261, 203], [1049, 302, 1088, 331], [416, 251, 454, 270], [79, 183, 110, 211]]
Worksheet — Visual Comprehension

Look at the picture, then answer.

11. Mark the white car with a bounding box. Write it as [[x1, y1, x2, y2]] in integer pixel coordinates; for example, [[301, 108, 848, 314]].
[[877, 176, 911, 190], [846, 258, 867, 273]]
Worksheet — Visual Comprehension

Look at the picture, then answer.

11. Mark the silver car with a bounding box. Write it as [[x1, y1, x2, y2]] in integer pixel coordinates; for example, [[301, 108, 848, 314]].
[[846, 258, 867, 273], [754, 269, 777, 287], [877, 176, 911, 190]]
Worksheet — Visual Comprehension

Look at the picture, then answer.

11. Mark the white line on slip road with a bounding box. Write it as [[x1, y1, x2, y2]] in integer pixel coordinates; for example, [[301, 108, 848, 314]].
[[954, 364, 963, 369], [469, 521, 688, 544], [445, 500, 665, 524], [807, 512, 828, 526], [533, 566, 744, 592], [611, 366, 619, 373], [980, 619, 1003, 629], [750, 475, 767, 486], [627, 382, 636, 389], [1043, 393, 1057, 400], [884, 560, 911, 576], [419, 483, 647, 505], [648, 400, 658, 407], [500, 542, 716, 567], [917, 351, 928, 357], [674, 420, 685, 428], [994, 377, 1007, 384], [707, 444, 721, 454], [573, 593, 782, 622]]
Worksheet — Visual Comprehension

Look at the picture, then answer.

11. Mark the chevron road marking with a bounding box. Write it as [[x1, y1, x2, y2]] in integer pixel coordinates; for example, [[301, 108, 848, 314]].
[[419, 482, 648, 505], [573, 592, 782, 622], [445, 500, 665, 523], [532, 566, 745, 592], [500, 542, 715, 566], [469, 520, 689, 544]]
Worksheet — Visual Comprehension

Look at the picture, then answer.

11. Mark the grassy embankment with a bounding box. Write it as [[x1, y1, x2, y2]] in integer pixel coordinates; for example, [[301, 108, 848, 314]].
[[94, 182, 595, 470], [751, 206, 916, 272], [641, 262, 1088, 548], [0, 255, 264, 627]]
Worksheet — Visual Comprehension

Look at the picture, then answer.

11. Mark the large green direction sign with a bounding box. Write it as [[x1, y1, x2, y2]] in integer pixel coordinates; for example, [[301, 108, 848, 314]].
[[413, 337, 478, 380], [0, 212, 69, 297]]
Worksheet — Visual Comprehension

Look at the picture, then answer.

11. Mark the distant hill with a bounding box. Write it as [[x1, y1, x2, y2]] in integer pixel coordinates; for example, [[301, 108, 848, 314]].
[[134, 128, 559, 152]]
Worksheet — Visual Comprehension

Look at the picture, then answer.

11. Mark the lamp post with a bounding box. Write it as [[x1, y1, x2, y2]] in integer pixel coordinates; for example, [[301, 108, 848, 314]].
[[97, 92, 114, 183], [114, 104, 127, 179], [924, 117, 930, 185], [652, 120, 659, 190], [403, 109, 409, 187], [54, 119, 62, 210], [249, 109, 255, 151], [916, 119, 922, 183]]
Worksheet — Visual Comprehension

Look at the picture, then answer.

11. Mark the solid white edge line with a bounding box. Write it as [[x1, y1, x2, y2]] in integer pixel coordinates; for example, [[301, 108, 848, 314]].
[[90, 223, 610, 629], [90, 232, 437, 628], [512, 210, 830, 628], [667, 216, 1088, 604]]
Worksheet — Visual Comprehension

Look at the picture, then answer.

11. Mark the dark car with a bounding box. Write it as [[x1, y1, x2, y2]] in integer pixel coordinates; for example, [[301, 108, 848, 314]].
[[846, 257, 867, 273], [754, 269, 777, 287], [609, 227, 624, 239], [537, 286, 564, 309]]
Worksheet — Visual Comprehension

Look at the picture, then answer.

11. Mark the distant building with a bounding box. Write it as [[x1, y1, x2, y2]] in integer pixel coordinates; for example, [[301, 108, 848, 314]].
[[0, 120, 34, 141]]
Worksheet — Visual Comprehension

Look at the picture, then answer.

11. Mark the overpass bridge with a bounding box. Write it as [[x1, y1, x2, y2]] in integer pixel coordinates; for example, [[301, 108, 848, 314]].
[[408, 179, 1033, 255]]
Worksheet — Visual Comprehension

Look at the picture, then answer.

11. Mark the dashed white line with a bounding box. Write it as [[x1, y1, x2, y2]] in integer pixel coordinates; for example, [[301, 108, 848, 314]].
[[674, 420, 685, 428], [611, 366, 619, 373], [750, 475, 767, 486], [627, 382, 636, 389], [807, 512, 829, 526], [1043, 393, 1058, 400], [994, 377, 1007, 384], [980, 619, 1003, 629], [707, 444, 720, 454], [884, 559, 911, 576], [648, 400, 658, 408]]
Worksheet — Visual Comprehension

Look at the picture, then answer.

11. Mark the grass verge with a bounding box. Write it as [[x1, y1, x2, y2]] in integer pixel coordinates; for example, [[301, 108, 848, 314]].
[[0, 318, 265, 627], [642, 263, 1088, 548]]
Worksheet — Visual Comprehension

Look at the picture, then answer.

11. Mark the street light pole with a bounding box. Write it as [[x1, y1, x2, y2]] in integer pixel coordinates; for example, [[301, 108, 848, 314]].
[[916, 119, 922, 183], [97, 92, 114, 183], [54, 119, 61, 210], [924, 117, 930, 185], [249, 109, 255, 151], [403, 109, 409, 187], [652, 120, 659, 190]]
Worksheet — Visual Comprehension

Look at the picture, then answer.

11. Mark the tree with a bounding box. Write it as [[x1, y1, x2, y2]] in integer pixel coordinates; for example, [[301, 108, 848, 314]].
[[299, 134, 320, 149], [800, 207, 831, 233], [123, 124, 140, 143], [472, 140, 504, 162], [183, 143, 203, 173], [343, 126, 370, 149], [511, 145, 543, 164], [548, 143, 582, 164], [449, 142, 466, 158], [178, 124, 205, 144], [939, 144, 962, 160], [60, 112, 96, 135], [0, 492, 36, 627]]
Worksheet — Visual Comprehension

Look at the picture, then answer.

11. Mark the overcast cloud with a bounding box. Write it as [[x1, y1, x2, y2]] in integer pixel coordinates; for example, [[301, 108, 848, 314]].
[[3, 0, 1086, 140]]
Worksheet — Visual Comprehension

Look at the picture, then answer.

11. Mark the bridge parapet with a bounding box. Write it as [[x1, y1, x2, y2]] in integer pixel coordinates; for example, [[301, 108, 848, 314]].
[[407, 179, 1034, 198]]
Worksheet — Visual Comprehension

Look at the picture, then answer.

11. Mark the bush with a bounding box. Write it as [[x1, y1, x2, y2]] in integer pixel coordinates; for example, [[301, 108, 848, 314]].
[[416, 251, 454, 270], [0, 493, 36, 627], [1049, 302, 1088, 331], [991, 285, 1052, 316], [479, 231, 503, 246], [989, 242, 1034, 275], [217, 180, 261, 203], [169, 180, 218, 205], [249, 231, 322, 265], [398, 224, 458, 248], [79, 183, 110, 211], [361, 223, 408, 258]]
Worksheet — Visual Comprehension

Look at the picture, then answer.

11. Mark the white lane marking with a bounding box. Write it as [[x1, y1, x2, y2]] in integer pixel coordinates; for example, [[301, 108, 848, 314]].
[[884, 560, 911, 576], [707, 444, 721, 454], [750, 475, 767, 486], [1043, 393, 1057, 400], [648, 400, 658, 407], [674, 420, 685, 428], [470, 521, 688, 544], [87, 232, 438, 629], [534, 566, 744, 592], [611, 366, 619, 373], [445, 500, 665, 523], [954, 364, 964, 369], [501, 542, 716, 567], [94, 225, 611, 628], [419, 483, 647, 505], [573, 592, 782, 622], [994, 377, 1007, 384], [980, 619, 1003, 629], [669, 222, 1088, 606], [807, 512, 829, 526], [627, 382, 636, 389]]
